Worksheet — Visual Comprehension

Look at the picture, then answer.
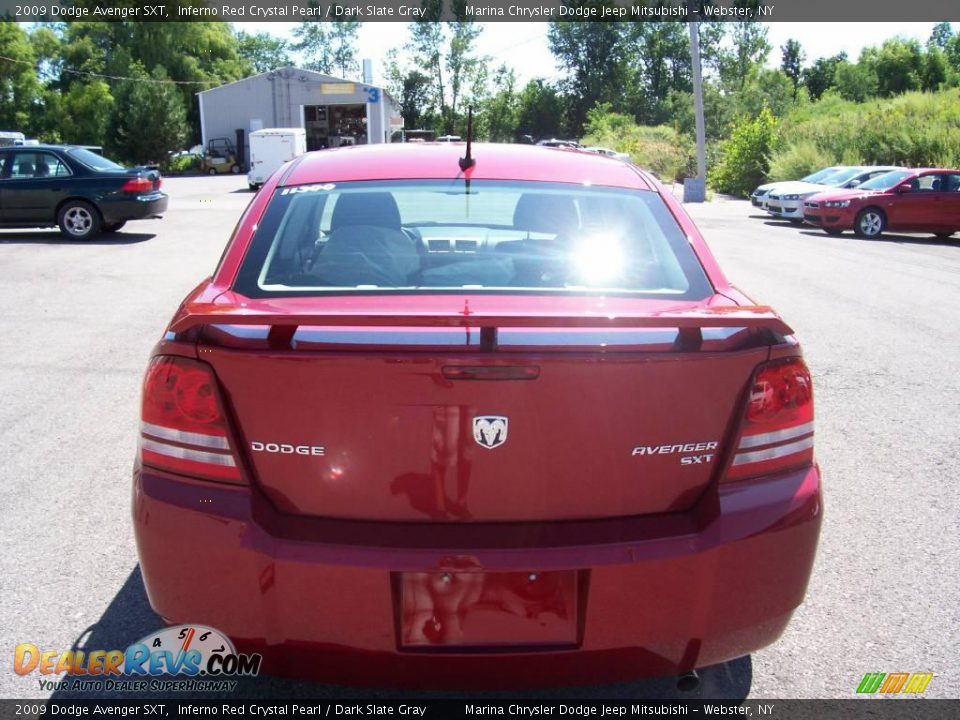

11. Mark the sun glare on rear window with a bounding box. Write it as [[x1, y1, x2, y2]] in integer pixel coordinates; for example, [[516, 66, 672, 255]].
[[233, 180, 712, 299]]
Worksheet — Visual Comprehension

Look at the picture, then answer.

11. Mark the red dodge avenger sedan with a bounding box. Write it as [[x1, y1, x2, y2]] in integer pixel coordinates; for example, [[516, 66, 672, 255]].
[[804, 167, 960, 238], [133, 143, 822, 689]]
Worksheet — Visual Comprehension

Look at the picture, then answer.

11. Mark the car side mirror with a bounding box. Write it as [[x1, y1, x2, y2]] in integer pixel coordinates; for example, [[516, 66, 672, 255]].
[[847, 179, 861, 188], [895, 184, 912, 194]]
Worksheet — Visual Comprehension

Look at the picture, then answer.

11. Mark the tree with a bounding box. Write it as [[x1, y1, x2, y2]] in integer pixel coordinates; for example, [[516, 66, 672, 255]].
[[626, 23, 692, 125], [292, 23, 334, 74], [863, 39, 923, 97], [0, 21, 41, 133], [110, 66, 188, 164], [484, 65, 519, 142], [780, 39, 805, 93], [291, 19, 361, 77], [515, 79, 566, 140], [408, 19, 448, 120], [236, 31, 291, 74], [446, 18, 482, 127], [833, 61, 878, 102], [398, 10, 486, 134], [59, 80, 113, 145], [929, 22, 953, 51], [548, 18, 632, 133], [55, 20, 246, 142], [329, 21, 361, 78], [735, 68, 797, 119], [922, 46, 948, 91], [803, 52, 846, 100], [720, 22, 771, 90]]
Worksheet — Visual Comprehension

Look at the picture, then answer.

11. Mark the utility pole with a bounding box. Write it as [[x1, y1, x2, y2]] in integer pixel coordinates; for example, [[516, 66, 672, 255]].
[[684, 20, 707, 203]]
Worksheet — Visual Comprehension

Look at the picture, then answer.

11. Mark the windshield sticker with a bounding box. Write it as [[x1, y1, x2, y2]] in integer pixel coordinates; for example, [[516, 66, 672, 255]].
[[280, 183, 336, 196]]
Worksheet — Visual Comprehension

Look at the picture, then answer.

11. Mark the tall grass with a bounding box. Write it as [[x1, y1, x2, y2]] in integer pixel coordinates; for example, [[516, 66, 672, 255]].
[[771, 89, 960, 171]]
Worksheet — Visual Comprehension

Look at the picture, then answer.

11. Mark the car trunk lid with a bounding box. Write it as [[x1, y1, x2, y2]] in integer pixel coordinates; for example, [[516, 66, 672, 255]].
[[170, 294, 790, 522]]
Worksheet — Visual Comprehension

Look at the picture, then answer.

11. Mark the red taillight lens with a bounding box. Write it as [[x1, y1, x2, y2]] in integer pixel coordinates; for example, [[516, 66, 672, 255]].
[[725, 357, 814, 481], [122, 177, 153, 193], [139, 357, 242, 483]]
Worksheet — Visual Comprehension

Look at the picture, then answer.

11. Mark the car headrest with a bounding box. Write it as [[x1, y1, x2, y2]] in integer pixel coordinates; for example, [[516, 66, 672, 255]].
[[331, 192, 401, 230], [17, 161, 34, 176], [513, 194, 579, 235]]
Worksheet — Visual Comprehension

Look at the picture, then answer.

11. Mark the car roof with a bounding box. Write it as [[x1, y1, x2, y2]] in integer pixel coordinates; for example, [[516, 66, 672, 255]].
[[0, 144, 84, 152], [282, 143, 651, 190]]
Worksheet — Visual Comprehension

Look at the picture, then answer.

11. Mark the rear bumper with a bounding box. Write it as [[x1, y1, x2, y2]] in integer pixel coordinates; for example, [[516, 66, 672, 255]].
[[133, 465, 822, 689], [100, 192, 168, 223]]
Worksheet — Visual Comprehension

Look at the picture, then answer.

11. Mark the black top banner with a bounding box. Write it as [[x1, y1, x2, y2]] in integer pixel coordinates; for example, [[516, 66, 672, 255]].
[[1, 0, 959, 22], [1, 701, 959, 720]]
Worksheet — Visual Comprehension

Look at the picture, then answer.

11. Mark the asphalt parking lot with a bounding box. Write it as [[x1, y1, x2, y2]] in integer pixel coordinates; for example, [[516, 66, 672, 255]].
[[0, 175, 957, 700]]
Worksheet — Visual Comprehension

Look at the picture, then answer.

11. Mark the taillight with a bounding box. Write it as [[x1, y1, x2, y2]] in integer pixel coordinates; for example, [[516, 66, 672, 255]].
[[725, 357, 814, 481], [122, 177, 153, 193], [139, 356, 242, 483]]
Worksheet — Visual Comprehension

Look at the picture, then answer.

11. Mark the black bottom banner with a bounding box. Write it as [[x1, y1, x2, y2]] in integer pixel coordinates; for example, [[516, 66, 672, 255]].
[[1, 700, 957, 720]]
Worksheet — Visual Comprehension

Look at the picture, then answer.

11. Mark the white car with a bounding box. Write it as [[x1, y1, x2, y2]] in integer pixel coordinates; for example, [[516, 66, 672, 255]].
[[751, 166, 844, 209], [765, 166, 901, 221], [585, 146, 631, 162]]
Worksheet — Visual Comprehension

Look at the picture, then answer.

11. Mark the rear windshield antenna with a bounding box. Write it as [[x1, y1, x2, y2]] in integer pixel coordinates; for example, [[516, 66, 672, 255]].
[[459, 106, 476, 172]]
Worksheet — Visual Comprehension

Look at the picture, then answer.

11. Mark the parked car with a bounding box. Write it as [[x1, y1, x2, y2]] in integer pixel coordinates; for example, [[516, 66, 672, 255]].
[[536, 138, 581, 149], [134, 143, 821, 688], [585, 146, 631, 161], [804, 168, 960, 239], [750, 166, 844, 208], [766, 166, 901, 222], [0, 145, 167, 240]]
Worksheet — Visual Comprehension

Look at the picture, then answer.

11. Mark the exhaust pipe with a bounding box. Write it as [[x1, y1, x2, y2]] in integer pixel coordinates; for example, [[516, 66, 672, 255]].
[[676, 669, 701, 692]]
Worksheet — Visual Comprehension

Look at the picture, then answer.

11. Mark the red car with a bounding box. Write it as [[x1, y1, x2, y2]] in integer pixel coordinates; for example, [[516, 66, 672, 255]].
[[804, 167, 960, 238], [133, 144, 821, 689]]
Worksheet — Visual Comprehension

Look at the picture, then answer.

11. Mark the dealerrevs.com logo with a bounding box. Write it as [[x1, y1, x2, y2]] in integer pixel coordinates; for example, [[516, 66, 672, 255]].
[[15, 625, 262, 693]]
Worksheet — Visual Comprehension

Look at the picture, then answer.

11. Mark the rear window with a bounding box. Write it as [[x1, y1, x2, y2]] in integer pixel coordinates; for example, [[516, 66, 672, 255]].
[[66, 147, 124, 171], [234, 180, 713, 299]]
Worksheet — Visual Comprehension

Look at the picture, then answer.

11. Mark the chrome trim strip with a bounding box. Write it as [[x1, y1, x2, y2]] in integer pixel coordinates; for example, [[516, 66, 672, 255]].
[[732, 436, 814, 466], [141, 438, 236, 466], [739, 421, 814, 449], [140, 422, 230, 450]]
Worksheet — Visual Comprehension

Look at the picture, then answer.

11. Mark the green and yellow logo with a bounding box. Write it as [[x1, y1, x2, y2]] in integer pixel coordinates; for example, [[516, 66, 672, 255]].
[[857, 672, 933, 695]]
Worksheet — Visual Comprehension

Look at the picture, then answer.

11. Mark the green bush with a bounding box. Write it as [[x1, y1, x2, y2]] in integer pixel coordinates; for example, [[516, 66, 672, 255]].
[[581, 104, 694, 182], [164, 153, 201, 174], [708, 108, 778, 197], [767, 141, 836, 182]]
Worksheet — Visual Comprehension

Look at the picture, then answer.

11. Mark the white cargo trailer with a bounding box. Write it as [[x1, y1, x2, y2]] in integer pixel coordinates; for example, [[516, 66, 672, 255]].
[[247, 128, 307, 190]]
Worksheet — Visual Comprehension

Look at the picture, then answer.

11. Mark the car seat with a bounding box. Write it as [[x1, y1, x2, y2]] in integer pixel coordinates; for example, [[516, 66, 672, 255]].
[[330, 192, 402, 230], [512, 193, 580, 237], [16, 161, 35, 177], [312, 191, 418, 287], [35, 160, 50, 177]]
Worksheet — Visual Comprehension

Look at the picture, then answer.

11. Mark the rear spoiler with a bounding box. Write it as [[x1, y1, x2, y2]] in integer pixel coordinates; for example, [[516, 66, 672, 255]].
[[169, 304, 793, 351]]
